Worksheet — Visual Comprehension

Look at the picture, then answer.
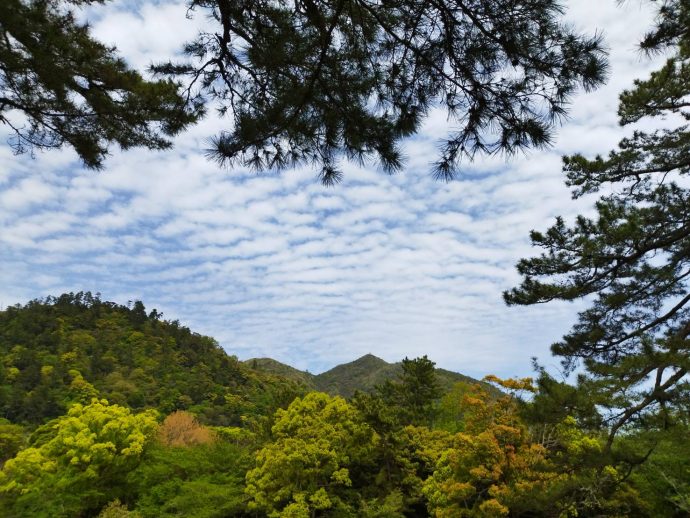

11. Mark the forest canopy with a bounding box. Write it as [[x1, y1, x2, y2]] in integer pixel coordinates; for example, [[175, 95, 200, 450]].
[[0, 295, 689, 516]]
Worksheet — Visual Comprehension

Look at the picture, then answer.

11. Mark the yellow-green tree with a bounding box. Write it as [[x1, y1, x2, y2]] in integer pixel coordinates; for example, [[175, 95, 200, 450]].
[[246, 392, 379, 517], [423, 378, 551, 517], [0, 419, 24, 466], [0, 399, 158, 517], [424, 378, 646, 517]]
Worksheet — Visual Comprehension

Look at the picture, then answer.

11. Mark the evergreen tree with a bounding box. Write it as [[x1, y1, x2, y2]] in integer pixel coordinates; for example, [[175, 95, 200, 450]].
[[0, 0, 200, 168], [505, 0, 690, 445], [156, 0, 607, 183], [393, 356, 442, 427]]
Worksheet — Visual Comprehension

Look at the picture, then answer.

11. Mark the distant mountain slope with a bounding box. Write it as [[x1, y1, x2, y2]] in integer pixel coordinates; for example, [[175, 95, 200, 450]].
[[245, 353, 491, 398], [313, 354, 404, 397], [245, 357, 316, 387]]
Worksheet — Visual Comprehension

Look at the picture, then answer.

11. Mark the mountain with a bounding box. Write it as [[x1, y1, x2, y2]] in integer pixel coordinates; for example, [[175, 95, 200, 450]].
[[245, 357, 316, 386], [0, 292, 492, 429], [312, 353, 398, 396], [244, 353, 491, 398], [0, 293, 306, 426]]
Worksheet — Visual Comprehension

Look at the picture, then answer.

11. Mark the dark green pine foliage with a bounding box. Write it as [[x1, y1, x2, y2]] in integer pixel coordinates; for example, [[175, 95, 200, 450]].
[[355, 355, 441, 429], [351, 356, 446, 514], [0, 292, 306, 426], [505, 0, 690, 445], [389, 355, 442, 427], [0, 0, 200, 168], [156, 0, 607, 184]]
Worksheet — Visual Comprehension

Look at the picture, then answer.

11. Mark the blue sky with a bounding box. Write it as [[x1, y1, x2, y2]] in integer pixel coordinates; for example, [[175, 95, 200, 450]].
[[0, 0, 662, 377]]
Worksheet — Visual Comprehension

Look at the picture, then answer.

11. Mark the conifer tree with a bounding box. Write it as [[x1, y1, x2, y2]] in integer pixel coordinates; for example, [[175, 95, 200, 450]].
[[0, 0, 200, 168], [505, 0, 690, 443], [157, 0, 608, 183]]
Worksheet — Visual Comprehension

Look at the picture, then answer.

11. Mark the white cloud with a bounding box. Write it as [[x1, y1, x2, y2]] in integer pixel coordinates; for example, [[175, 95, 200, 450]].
[[0, 0, 663, 378]]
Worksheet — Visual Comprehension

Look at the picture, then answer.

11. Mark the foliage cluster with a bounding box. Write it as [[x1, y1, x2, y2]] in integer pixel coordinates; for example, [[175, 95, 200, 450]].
[[2, 0, 606, 182], [0, 296, 688, 516], [0, 0, 199, 168]]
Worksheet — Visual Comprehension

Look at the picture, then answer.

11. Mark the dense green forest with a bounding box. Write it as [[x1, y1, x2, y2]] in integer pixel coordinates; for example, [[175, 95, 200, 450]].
[[0, 294, 688, 517], [2, 0, 690, 516]]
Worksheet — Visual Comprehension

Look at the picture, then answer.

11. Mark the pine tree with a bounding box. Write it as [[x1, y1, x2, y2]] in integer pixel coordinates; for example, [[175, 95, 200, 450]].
[[0, 0, 200, 169], [156, 0, 608, 183], [505, 0, 690, 445]]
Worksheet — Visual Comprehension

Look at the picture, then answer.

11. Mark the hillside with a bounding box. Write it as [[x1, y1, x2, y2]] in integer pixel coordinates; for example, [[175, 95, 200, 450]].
[[245, 353, 492, 398], [0, 292, 492, 430], [245, 357, 316, 387], [0, 293, 306, 426], [312, 353, 395, 396]]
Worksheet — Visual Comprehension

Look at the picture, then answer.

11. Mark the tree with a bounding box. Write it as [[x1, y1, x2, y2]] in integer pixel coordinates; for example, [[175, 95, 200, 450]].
[[423, 378, 645, 517], [156, 0, 607, 184], [371, 355, 442, 427], [98, 500, 142, 518], [130, 437, 252, 518], [0, 0, 199, 169], [0, 419, 24, 466], [245, 392, 379, 517], [504, 0, 690, 446], [157, 410, 216, 447], [423, 379, 549, 517], [0, 399, 158, 517]]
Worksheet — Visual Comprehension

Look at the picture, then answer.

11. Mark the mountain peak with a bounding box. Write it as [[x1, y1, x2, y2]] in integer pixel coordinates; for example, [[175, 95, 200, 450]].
[[351, 353, 388, 365]]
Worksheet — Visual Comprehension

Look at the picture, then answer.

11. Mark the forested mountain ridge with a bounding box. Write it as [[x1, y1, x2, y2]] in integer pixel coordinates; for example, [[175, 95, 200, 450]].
[[0, 292, 489, 428], [245, 353, 493, 397], [0, 293, 306, 426], [0, 293, 688, 517]]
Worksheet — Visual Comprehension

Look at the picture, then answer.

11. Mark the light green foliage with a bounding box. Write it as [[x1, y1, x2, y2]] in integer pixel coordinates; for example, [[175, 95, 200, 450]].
[[383, 426, 453, 513], [68, 368, 101, 403], [0, 418, 24, 465], [436, 382, 474, 433], [131, 440, 252, 518], [211, 425, 256, 447], [0, 399, 158, 517], [98, 499, 142, 518], [246, 392, 378, 516]]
